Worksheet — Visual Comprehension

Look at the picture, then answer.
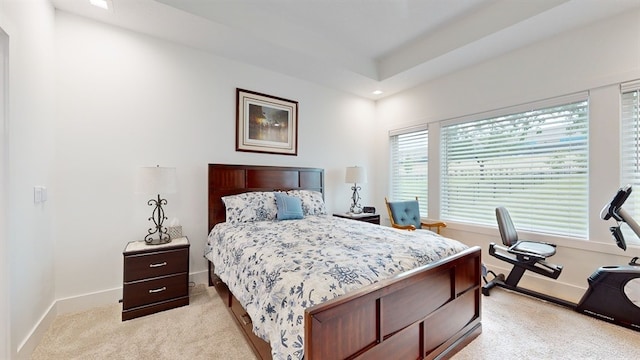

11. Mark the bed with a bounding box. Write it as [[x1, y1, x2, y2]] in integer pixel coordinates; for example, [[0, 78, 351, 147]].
[[206, 163, 482, 360]]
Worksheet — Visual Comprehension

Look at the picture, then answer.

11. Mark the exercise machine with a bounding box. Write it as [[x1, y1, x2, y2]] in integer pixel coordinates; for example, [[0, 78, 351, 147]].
[[577, 185, 640, 329], [483, 185, 640, 331]]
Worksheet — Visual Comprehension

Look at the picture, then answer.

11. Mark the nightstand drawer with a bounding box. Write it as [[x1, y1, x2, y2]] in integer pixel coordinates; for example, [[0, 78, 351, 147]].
[[123, 273, 188, 309], [124, 248, 188, 282]]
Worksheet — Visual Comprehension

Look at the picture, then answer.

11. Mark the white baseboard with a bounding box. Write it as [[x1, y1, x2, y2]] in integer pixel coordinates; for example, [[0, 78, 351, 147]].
[[56, 270, 209, 315], [17, 270, 210, 359], [190, 269, 208, 286], [56, 286, 122, 315], [15, 301, 56, 360]]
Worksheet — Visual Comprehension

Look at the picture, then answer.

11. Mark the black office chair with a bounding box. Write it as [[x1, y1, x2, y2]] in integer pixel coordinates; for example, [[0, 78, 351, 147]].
[[482, 207, 569, 306]]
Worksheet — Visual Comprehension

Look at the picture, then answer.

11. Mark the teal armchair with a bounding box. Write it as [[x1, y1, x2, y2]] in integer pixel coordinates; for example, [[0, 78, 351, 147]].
[[384, 197, 446, 234]]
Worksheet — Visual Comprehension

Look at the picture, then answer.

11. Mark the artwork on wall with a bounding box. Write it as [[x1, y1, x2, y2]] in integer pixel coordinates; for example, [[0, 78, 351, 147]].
[[236, 88, 298, 156]]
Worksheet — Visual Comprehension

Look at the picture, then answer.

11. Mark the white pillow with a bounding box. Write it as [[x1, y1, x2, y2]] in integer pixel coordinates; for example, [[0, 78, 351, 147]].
[[286, 190, 327, 216], [221, 192, 278, 224]]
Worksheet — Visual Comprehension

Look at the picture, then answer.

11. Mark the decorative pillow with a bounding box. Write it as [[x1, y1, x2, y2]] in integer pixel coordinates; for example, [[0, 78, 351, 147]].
[[274, 192, 304, 220], [221, 192, 278, 224], [286, 190, 327, 216]]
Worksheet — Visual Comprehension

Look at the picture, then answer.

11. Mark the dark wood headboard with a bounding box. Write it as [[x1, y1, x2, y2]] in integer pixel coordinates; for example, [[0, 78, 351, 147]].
[[208, 164, 325, 231]]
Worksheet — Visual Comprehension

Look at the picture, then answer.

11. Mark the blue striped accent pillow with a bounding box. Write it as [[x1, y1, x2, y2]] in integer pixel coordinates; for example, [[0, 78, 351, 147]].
[[274, 192, 304, 220]]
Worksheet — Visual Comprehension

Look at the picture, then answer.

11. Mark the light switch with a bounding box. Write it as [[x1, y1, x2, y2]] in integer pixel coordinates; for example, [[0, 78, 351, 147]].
[[34, 186, 42, 203], [33, 186, 47, 203]]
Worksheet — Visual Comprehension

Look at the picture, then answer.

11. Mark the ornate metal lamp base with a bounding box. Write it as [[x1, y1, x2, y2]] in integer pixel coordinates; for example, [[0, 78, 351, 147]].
[[145, 237, 172, 246], [350, 184, 363, 213], [144, 194, 171, 245]]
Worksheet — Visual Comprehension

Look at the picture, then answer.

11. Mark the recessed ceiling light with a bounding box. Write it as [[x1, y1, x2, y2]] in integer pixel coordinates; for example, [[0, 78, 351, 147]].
[[372, 90, 383, 95], [89, 0, 109, 10]]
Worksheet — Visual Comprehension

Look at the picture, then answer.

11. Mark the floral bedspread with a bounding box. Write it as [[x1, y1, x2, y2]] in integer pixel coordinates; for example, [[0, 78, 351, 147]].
[[204, 215, 468, 360]]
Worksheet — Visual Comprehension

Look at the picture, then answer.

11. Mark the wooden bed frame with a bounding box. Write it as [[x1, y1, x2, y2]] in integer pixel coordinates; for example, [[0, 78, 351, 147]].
[[207, 163, 482, 360]]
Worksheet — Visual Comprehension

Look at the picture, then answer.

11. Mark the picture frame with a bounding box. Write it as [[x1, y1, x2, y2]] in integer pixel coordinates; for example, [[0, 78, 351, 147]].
[[236, 88, 298, 156]]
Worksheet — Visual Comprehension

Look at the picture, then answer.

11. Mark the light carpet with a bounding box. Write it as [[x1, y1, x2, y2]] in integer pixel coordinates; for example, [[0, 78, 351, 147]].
[[31, 284, 257, 360], [32, 284, 640, 359], [453, 289, 640, 360]]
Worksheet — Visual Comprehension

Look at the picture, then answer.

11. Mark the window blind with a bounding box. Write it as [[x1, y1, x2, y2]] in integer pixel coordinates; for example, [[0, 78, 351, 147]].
[[389, 127, 428, 215], [620, 81, 640, 245], [441, 99, 589, 238]]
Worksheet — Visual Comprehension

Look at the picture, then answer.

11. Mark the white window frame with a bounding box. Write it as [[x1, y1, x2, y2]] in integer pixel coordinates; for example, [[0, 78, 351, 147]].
[[389, 125, 429, 216], [440, 92, 589, 238], [620, 80, 640, 246]]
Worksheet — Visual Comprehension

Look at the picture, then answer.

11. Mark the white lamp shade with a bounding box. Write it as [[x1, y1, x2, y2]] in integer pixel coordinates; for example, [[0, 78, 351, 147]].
[[345, 166, 367, 184], [136, 166, 177, 195]]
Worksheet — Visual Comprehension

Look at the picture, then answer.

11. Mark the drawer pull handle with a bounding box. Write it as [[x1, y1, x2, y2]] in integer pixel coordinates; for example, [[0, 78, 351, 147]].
[[149, 262, 167, 268], [149, 287, 166, 294], [241, 313, 252, 325]]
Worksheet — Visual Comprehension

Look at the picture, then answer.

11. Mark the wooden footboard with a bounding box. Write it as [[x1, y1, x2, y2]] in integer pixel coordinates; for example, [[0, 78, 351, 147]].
[[209, 246, 481, 360], [304, 246, 482, 360]]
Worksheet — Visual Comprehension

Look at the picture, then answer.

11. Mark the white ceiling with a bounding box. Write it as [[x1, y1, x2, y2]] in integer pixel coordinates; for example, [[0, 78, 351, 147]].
[[51, 0, 640, 99]]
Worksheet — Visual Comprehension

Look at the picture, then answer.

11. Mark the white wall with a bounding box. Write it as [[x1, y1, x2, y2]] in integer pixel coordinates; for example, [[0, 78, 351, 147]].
[[375, 9, 640, 302], [0, 0, 57, 358], [53, 11, 376, 303], [0, 24, 9, 360]]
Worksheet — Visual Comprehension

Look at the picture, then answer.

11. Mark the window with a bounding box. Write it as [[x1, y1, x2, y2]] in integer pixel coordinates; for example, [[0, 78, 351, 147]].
[[389, 126, 428, 215], [620, 80, 640, 246], [441, 94, 589, 238]]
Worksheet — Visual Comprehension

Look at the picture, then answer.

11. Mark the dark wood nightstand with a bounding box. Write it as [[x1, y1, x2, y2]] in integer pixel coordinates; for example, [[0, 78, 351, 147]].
[[122, 237, 190, 321], [333, 213, 380, 225]]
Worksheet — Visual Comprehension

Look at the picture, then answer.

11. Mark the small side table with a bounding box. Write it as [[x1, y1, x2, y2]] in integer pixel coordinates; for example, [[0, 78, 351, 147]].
[[122, 237, 190, 321], [333, 213, 381, 225]]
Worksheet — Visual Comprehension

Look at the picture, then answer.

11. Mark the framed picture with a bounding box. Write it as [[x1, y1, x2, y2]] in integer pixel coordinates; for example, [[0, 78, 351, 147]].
[[236, 88, 298, 156]]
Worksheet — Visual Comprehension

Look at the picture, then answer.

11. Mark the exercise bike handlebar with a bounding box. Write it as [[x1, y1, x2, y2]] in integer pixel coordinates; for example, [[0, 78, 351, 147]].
[[600, 184, 631, 221], [616, 207, 640, 241], [600, 185, 639, 251]]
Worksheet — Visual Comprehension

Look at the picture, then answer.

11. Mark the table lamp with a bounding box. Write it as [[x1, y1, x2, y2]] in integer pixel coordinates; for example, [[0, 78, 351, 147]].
[[345, 166, 366, 214], [136, 165, 177, 245]]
